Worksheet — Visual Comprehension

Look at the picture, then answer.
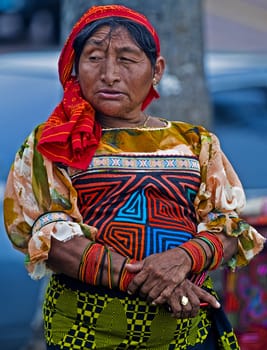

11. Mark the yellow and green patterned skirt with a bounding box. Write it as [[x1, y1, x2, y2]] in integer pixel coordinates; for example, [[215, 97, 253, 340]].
[[44, 274, 239, 349]]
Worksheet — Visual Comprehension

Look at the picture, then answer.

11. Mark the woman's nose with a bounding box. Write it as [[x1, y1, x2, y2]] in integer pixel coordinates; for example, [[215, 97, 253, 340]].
[[100, 57, 120, 86]]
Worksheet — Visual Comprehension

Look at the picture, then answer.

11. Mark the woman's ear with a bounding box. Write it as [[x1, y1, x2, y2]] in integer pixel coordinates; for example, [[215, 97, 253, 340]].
[[153, 56, 166, 85]]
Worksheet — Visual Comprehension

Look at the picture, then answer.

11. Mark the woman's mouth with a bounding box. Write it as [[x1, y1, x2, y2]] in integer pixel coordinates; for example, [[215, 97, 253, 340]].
[[97, 89, 125, 99]]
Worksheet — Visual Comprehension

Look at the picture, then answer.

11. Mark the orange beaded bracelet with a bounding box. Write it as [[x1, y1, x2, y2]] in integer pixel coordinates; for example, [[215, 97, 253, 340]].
[[179, 232, 224, 273], [78, 243, 136, 292]]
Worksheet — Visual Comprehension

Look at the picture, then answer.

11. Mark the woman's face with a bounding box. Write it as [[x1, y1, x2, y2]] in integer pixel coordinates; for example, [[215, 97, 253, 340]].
[[77, 25, 159, 120]]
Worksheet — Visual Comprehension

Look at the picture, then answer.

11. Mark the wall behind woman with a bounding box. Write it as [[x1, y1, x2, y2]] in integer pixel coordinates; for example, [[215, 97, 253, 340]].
[[61, 0, 212, 128]]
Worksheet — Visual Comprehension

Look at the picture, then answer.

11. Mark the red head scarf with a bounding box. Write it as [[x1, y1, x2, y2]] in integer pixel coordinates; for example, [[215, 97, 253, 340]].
[[37, 5, 161, 170]]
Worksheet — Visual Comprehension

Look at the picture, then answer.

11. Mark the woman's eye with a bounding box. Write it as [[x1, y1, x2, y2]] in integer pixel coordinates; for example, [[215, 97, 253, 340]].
[[88, 55, 102, 62], [119, 56, 134, 63], [87, 52, 104, 62]]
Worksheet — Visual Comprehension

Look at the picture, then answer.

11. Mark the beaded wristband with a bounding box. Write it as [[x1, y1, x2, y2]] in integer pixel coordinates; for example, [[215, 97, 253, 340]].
[[118, 257, 128, 283], [197, 232, 224, 270], [190, 271, 207, 287], [78, 243, 137, 291], [78, 242, 96, 282], [83, 244, 105, 285], [118, 257, 136, 292], [179, 240, 207, 273], [98, 249, 107, 285], [106, 249, 115, 289], [196, 236, 215, 255], [179, 232, 224, 273]]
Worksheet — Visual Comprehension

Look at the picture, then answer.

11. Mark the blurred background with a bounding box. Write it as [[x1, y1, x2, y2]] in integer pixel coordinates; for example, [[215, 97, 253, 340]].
[[0, 0, 267, 349]]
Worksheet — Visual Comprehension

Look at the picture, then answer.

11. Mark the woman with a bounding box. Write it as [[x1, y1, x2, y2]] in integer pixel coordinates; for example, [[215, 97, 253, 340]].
[[3, 5, 265, 349]]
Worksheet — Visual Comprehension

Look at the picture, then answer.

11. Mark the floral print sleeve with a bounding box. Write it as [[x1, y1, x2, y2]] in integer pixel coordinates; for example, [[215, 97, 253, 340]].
[[194, 128, 265, 268], [3, 125, 97, 279]]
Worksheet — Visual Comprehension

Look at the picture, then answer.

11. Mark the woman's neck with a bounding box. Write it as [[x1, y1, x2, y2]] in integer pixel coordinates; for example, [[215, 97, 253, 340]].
[[96, 112, 148, 129]]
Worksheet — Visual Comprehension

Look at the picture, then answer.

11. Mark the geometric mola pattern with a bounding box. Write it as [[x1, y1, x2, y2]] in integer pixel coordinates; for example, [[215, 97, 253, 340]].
[[71, 154, 201, 260]]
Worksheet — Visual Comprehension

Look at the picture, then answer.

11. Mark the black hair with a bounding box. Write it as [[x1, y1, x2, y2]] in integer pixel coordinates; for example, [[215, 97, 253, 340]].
[[73, 17, 158, 74]]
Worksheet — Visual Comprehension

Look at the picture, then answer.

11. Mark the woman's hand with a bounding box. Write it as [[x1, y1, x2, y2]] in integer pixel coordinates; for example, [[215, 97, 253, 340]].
[[164, 279, 221, 319], [126, 247, 192, 302], [47, 235, 90, 278]]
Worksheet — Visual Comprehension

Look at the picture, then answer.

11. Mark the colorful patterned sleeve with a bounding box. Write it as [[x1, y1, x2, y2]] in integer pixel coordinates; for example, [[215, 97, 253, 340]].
[[194, 128, 266, 268], [3, 125, 97, 279]]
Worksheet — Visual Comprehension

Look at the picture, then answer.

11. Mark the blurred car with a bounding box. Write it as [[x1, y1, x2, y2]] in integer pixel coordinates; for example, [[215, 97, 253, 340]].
[[203, 53, 267, 338], [0, 49, 267, 348], [0, 50, 61, 350], [0, 0, 60, 44], [205, 52, 267, 229]]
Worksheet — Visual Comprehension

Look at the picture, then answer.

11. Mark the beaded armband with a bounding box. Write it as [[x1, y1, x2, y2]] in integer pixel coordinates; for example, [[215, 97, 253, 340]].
[[197, 232, 224, 270], [179, 232, 224, 273], [179, 240, 207, 273], [31, 211, 72, 235], [78, 243, 136, 292]]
